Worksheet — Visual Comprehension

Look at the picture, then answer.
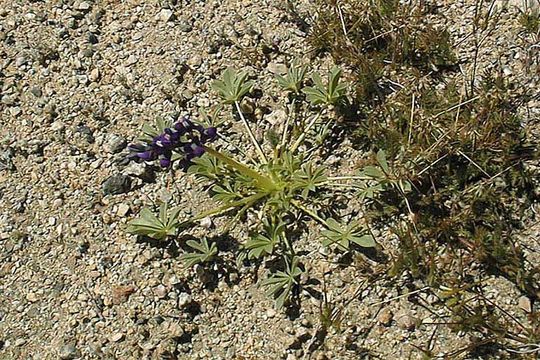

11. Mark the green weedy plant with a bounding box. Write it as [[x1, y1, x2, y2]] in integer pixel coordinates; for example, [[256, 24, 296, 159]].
[[276, 59, 308, 94], [302, 66, 347, 106], [126, 63, 379, 307], [127, 203, 181, 240], [181, 238, 218, 267]]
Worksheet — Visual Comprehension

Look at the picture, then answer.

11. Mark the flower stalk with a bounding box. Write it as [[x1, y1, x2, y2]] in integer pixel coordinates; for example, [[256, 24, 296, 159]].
[[204, 146, 277, 192], [234, 100, 268, 164]]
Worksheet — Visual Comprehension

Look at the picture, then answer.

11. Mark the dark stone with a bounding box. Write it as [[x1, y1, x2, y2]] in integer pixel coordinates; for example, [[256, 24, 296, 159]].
[[87, 32, 98, 44], [102, 174, 131, 195], [30, 86, 42, 97], [76, 124, 95, 143], [58, 343, 80, 360], [0, 147, 15, 171]]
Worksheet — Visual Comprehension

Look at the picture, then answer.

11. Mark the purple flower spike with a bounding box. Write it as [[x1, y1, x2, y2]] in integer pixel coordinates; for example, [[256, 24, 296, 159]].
[[202, 127, 217, 142], [159, 157, 171, 168], [137, 150, 156, 161], [191, 144, 205, 157], [128, 115, 217, 169]]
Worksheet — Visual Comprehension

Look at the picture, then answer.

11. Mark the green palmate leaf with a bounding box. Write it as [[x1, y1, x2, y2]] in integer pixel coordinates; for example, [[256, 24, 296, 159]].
[[350, 234, 376, 247], [328, 67, 342, 94], [127, 203, 181, 240], [188, 154, 223, 180], [291, 163, 327, 199], [275, 60, 308, 93], [312, 72, 325, 89], [261, 257, 303, 308], [361, 165, 386, 180], [212, 181, 244, 203], [245, 219, 286, 259], [376, 149, 390, 173], [321, 218, 375, 250], [198, 105, 225, 127], [302, 87, 327, 106], [139, 117, 173, 142], [211, 68, 254, 104], [356, 181, 384, 200], [302, 66, 347, 106], [245, 235, 275, 259], [181, 238, 218, 267]]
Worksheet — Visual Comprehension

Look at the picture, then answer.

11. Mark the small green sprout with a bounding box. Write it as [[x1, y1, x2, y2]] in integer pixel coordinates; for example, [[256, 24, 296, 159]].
[[245, 218, 285, 259], [181, 238, 218, 267], [261, 257, 303, 308], [210, 67, 254, 104], [275, 60, 308, 93], [302, 66, 347, 106], [321, 218, 375, 250], [127, 203, 181, 240]]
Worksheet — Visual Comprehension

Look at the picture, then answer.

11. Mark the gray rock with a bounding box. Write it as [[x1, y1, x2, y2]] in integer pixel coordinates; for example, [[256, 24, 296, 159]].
[[30, 87, 42, 97], [265, 109, 287, 125], [15, 56, 27, 67], [518, 296, 532, 313], [104, 134, 127, 154], [9, 107, 21, 116], [76, 124, 94, 143], [158, 9, 174, 22], [267, 62, 287, 75], [102, 174, 131, 195], [58, 343, 80, 360], [89, 68, 100, 82], [87, 32, 98, 44], [154, 285, 168, 299], [109, 333, 124, 342], [178, 293, 192, 308], [76, 1, 91, 11], [123, 162, 154, 182], [51, 121, 65, 131], [395, 311, 417, 331], [178, 20, 193, 33], [0, 147, 15, 171], [126, 55, 138, 66]]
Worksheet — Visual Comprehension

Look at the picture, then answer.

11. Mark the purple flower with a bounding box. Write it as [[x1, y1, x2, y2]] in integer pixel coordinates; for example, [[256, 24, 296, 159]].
[[159, 157, 171, 168], [128, 116, 217, 169]]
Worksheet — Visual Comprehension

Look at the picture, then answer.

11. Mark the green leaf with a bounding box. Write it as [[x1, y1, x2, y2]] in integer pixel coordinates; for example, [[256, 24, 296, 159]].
[[302, 67, 347, 106], [312, 72, 324, 89], [321, 218, 375, 250], [376, 149, 390, 173], [328, 66, 342, 94], [350, 234, 376, 247], [211, 68, 253, 104], [276, 60, 308, 93], [260, 257, 303, 308], [127, 203, 181, 240], [181, 238, 218, 267], [361, 166, 385, 179]]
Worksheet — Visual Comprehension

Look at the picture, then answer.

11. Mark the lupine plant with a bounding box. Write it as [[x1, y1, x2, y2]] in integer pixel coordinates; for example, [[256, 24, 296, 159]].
[[127, 63, 382, 307]]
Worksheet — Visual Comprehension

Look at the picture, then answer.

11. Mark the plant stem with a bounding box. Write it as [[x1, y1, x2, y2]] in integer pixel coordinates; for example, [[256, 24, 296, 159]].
[[290, 110, 323, 154], [204, 146, 276, 192], [234, 100, 268, 164], [280, 97, 296, 155], [291, 200, 326, 226], [327, 175, 371, 181], [186, 191, 268, 225]]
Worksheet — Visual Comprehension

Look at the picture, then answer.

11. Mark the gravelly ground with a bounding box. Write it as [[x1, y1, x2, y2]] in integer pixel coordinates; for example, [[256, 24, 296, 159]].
[[0, 0, 539, 359]]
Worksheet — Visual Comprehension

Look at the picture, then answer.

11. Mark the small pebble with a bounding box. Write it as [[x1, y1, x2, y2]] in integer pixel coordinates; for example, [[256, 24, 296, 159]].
[[518, 296, 532, 313], [377, 308, 393, 326], [58, 343, 80, 360], [109, 333, 124, 342]]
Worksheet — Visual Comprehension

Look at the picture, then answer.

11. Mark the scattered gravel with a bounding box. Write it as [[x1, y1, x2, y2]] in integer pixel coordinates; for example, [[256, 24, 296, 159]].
[[0, 0, 538, 359]]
